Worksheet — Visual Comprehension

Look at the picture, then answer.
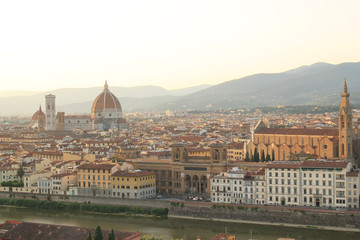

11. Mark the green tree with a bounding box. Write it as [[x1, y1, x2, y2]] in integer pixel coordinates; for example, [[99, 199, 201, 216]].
[[260, 150, 265, 162], [94, 226, 103, 240], [271, 149, 275, 161], [253, 148, 259, 162], [107, 229, 115, 240], [17, 166, 25, 180], [87, 232, 92, 240], [245, 152, 250, 161], [266, 153, 271, 162]]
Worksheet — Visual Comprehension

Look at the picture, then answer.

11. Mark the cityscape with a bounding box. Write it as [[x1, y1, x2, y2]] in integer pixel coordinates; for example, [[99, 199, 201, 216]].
[[1, 1, 360, 240]]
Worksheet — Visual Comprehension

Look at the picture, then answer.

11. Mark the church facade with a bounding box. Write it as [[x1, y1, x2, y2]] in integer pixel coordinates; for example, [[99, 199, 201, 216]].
[[247, 80, 358, 167]]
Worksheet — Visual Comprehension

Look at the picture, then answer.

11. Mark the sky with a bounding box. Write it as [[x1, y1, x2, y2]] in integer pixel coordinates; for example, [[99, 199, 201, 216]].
[[0, 0, 360, 92]]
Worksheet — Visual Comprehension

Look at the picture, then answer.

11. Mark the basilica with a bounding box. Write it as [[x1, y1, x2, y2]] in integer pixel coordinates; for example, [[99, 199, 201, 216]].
[[31, 81, 126, 131], [247, 80, 360, 167]]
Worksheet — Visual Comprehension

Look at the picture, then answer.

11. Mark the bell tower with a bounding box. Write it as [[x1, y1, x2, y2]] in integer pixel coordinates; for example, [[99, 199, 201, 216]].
[[339, 79, 354, 165]]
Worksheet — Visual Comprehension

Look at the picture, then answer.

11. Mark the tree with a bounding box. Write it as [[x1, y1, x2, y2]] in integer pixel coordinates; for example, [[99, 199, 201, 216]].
[[253, 148, 259, 162], [266, 154, 271, 162], [261, 150, 265, 162], [17, 166, 24, 180], [107, 229, 115, 240], [94, 226, 103, 240], [87, 232, 92, 240], [245, 152, 250, 161], [271, 150, 275, 161]]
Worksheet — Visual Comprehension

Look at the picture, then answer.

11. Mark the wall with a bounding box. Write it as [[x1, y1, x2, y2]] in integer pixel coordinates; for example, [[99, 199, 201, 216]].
[[169, 205, 360, 229]]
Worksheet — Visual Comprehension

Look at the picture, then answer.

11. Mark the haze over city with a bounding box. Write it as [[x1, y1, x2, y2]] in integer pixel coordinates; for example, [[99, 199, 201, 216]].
[[1, 0, 360, 92], [2, 1, 360, 240]]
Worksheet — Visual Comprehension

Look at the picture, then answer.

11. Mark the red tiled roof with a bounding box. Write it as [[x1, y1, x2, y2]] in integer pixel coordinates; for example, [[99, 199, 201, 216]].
[[255, 128, 338, 136], [77, 164, 115, 170], [301, 160, 348, 168], [112, 170, 155, 177]]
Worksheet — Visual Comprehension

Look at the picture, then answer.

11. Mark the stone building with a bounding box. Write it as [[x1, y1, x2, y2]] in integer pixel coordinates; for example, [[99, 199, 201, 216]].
[[247, 80, 359, 167], [91, 80, 126, 130], [130, 143, 228, 196]]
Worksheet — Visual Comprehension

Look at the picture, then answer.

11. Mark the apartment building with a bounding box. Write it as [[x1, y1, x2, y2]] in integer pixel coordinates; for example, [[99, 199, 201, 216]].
[[77, 164, 118, 197], [254, 168, 266, 205], [301, 160, 351, 208], [210, 167, 254, 204], [211, 159, 355, 209], [51, 173, 77, 195], [346, 171, 360, 208], [265, 162, 301, 206], [111, 170, 156, 199]]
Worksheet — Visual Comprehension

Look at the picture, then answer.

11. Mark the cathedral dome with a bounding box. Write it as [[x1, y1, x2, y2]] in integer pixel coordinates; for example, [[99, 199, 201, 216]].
[[91, 81, 122, 120], [32, 105, 46, 121]]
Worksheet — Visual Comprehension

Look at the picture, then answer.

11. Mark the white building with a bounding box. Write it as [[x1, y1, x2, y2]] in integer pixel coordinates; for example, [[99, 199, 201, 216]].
[[265, 161, 301, 206], [210, 167, 254, 204], [346, 171, 360, 209], [37, 177, 52, 194]]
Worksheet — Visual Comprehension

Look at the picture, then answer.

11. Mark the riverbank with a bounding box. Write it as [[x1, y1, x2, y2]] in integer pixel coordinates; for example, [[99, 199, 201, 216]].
[[170, 215, 360, 233], [0, 198, 168, 217], [169, 204, 360, 230]]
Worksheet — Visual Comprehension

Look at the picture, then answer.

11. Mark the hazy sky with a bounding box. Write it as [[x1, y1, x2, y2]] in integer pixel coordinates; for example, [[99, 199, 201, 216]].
[[1, 0, 359, 92]]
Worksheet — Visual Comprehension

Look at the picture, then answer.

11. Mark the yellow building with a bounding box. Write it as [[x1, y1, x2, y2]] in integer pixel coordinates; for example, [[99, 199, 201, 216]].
[[77, 164, 118, 197], [111, 170, 156, 199]]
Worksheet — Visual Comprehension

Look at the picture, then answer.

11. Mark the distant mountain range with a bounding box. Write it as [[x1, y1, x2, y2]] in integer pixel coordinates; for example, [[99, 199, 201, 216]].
[[0, 61, 359, 115], [0, 85, 211, 115]]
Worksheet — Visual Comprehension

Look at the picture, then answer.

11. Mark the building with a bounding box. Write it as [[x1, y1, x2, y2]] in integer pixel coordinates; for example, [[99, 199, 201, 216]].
[[131, 143, 228, 196], [38, 81, 125, 132], [254, 168, 266, 205], [210, 167, 255, 204], [76, 163, 118, 197], [265, 160, 352, 208], [227, 142, 245, 161], [45, 94, 56, 131], [247, 80, 359, 167], [91, 80, 126, 130], [37, 177, 52, 194], [111, 170, 156, 199], [346, 171, 360, 208], [265, 161, 301, 206], [301, 160, 350, 208], [31, 105, 45, 132], [51, 173, 77, 195]]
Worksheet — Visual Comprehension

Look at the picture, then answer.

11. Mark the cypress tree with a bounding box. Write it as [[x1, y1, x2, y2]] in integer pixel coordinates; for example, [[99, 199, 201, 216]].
[[253, 148, 259, 162], [261, 150, 265, 162], [94, 226, 103, 240], [272, 149, 275, 161], [107, 229, 115, 240], [87, 232, 92, 240], [266, 153, 271, 162], [245, 152, 250, 161]]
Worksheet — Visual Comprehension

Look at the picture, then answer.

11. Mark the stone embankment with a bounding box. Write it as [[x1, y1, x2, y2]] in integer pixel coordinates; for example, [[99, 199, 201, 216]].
[[169, 204, 360, 229]]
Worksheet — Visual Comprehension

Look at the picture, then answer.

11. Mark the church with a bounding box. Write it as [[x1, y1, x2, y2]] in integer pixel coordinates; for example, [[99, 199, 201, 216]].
[[247, 80, 359, 167], [31, 81, 126, 131]]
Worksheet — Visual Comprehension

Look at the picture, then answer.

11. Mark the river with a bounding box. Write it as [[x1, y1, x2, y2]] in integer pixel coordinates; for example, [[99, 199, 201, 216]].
[[0, 206, 359, 240]]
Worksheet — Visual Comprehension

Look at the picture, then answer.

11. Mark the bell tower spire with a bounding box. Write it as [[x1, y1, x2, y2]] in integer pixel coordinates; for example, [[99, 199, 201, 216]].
[[339, 78, 354, 166]]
